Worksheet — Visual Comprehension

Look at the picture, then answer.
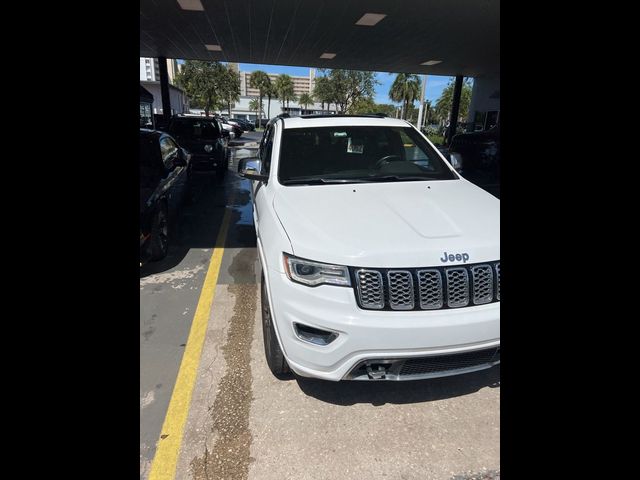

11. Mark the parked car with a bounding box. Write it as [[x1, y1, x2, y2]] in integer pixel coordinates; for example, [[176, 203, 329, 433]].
[[220, 118, 242, 138], [213, 117, 231, 141], [165, 115, 229, 178], [239, 114, 500, 381], [254, 118, 269, 129], [449, 123, 500, 198], [230, 118, 255, 131], [140, 129, 191, 262]]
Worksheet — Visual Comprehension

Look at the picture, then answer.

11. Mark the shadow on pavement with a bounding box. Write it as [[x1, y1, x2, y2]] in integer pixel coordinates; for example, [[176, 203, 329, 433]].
[[140, 141, 259, 279], [294, 365, 500, 406]]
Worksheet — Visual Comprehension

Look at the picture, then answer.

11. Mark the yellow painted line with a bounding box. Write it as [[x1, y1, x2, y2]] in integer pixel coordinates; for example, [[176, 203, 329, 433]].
[[148, 204, 233, 480]]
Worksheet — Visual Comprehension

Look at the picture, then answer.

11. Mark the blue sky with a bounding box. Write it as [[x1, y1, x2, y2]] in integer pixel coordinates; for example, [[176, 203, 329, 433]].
[[236, 63, 452, 106]]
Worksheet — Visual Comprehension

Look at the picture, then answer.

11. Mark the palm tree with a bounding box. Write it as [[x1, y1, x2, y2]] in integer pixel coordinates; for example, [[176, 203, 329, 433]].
[[389, 73, 421, 120], [265, 81, 275, 119], [249, 71, 271, 121], [249, 98, 262, 121], [274, 74, 296, 112], [298, 93, 314, 114], [433, 78, 473, 125]]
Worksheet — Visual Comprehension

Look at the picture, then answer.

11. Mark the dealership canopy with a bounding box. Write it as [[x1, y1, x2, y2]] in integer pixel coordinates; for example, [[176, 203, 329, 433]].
[[140, 0, 499, 77]]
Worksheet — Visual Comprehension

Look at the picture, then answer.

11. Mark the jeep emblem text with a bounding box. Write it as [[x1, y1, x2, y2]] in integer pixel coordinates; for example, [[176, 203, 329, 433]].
[[440, 252, 469, 263]]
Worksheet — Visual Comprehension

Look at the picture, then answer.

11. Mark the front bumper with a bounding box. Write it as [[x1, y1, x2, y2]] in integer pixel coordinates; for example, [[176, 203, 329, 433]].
[[266, 269, 500, 381]]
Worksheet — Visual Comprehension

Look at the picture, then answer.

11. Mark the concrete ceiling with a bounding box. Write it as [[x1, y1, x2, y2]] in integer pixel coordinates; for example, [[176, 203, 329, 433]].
[[140, 0, 499, 77]]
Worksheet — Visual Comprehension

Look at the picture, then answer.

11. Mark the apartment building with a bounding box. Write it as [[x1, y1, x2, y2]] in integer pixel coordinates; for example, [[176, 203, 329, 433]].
[[237, 67, 316, 97], [139, 58, 180, 84]]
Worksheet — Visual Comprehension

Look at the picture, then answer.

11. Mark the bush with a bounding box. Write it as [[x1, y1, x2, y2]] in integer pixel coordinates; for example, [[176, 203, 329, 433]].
[[422, 125, 440, 136], [426, 134, 445, 146]]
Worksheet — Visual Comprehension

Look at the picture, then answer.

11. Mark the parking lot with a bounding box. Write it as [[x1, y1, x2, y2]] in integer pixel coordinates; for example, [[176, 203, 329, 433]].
[[140, 130, 500, 480]]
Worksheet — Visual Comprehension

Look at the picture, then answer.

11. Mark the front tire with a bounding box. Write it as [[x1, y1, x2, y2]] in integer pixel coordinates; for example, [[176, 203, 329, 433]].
[[261, 271, 290, 378]]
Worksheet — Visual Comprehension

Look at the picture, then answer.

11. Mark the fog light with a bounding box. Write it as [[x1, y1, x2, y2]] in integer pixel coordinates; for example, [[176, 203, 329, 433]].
[[294, 323, 338, 346]]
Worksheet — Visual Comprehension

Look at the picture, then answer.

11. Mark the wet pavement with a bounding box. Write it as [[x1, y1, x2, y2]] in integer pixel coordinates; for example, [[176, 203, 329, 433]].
[[140, 129, 500, 479]]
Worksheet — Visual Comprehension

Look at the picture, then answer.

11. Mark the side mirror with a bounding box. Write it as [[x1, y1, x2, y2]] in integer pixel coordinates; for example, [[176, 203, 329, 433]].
[[238, 158, 268, 182], [174, 148, 189, 167], [449, 152, 463, 172]]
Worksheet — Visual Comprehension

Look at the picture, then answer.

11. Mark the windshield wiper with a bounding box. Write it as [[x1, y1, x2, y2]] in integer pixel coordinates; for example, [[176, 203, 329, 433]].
[[353, 175, 437, 182], [281, 177, 369, 185]]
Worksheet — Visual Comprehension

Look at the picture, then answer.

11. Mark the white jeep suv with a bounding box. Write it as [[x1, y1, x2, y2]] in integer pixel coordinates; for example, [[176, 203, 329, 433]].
[[240, 115, 499, 381]]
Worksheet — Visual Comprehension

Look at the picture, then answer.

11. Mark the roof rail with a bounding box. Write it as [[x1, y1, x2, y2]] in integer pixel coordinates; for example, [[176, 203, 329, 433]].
[[300, 114, 387, 119]]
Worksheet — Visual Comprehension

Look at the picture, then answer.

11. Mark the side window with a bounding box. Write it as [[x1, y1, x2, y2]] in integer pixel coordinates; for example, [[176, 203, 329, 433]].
[[160, 137, 178, 169]]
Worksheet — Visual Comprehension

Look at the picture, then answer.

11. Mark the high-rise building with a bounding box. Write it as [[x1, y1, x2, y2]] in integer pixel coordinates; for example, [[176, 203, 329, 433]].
[[139, 58, 180, 84]]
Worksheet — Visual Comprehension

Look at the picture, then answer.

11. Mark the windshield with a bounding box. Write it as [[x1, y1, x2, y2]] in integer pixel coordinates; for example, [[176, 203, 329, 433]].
[[170, 119, 220, 140], [277, 126, 457, 185]]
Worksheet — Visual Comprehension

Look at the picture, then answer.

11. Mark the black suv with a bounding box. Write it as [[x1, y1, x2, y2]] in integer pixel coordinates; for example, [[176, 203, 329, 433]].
[[165, 116, 229, 177], [449, 123, 500, 198], [140, 129, 191, 262]]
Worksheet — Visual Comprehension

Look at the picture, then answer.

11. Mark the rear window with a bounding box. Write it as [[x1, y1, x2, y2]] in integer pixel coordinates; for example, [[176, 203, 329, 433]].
[[169, 119, 220, 139], [278, 126, 457, 184]]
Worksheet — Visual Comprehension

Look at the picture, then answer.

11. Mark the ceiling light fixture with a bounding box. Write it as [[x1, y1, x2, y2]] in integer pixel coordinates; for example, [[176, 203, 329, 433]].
[[177, 0, 204, 11], [319, 53, 336, 59], [355, 13, 387, 26], [421, 60, 443, 66], [205, 44, 222, 51]]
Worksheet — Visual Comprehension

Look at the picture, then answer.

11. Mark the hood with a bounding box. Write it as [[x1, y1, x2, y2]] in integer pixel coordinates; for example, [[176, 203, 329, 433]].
[[273, 179, 499, 268]]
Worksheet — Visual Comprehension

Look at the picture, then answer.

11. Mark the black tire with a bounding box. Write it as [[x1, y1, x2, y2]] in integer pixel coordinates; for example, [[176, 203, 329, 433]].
[[218, 150, 230, 179], [261, 271, 290, 378], [149, 203, 169, 260]]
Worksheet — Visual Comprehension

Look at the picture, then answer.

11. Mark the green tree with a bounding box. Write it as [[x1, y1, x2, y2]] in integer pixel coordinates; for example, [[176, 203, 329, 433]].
[[175, 60, 226, 116], [373, 103, 398, 117], [298, 93, 314, 113], [433, 78, 473, 124], [264, 80, 275, 119], [346, 96, 376, 114], [249, 71, 271, 120], [220, 65, 241, 117], [313, 76, 333, 112], [388, 73, 421, 120], [324, 69, 377, 113], [274, 74, 296, 111], [248, 97, 262, 120]]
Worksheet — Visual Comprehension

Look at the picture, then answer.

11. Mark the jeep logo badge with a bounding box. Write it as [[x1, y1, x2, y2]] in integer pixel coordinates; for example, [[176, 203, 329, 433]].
[[440, 252, 470, 263]]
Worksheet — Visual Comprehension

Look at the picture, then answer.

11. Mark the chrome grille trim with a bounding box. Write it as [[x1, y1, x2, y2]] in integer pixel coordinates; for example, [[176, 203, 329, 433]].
[[355, 269, 384, 309], [446, 268, 470, 308], [387, 270, 414, 310], [417, 269, 443, 309], [352, 261, 499, 311], [471, 264, 494, 305]]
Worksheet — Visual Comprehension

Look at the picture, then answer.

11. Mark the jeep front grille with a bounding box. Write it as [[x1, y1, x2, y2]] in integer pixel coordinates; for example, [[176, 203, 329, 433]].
[[352, 261, 500, 311], [355, 269, 384, 309]]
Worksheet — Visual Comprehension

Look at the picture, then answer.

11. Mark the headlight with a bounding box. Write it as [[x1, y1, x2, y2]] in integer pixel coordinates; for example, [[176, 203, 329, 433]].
[[283, 253, 351, 287], [204, 144, 213, 153]]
